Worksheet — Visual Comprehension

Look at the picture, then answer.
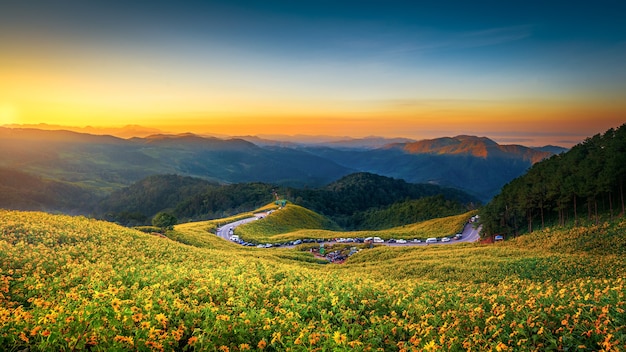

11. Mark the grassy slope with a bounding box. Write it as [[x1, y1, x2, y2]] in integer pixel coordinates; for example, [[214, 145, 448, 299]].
[[1, 210, 625, 351], [235, 204, 341, 243], [237, 206, 475, 243]]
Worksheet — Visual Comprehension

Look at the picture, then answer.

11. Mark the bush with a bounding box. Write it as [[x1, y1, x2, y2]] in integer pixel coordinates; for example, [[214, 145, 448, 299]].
[[152, 212, 178, 230]]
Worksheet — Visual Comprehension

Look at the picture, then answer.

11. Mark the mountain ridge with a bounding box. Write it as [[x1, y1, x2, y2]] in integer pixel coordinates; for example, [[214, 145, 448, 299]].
[[394, 135, 552, 164], [0, 127, 565, 204]]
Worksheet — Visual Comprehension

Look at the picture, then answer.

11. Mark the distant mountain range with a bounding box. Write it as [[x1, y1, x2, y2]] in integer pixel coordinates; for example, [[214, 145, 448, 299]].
[[0, 127, 567, 212]]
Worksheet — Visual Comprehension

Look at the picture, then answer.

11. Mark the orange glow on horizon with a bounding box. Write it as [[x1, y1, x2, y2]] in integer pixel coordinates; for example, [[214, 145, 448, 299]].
[[4, 96, 625, 145]]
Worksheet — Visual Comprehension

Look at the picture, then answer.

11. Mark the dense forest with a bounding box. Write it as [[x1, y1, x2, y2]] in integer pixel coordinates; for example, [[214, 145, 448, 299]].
[[348, 195, 469, 230], [98, 172, 478, 229], [99, 175, 276, 225], [480, 124, 626, 237], [287, 172, 478, 229]]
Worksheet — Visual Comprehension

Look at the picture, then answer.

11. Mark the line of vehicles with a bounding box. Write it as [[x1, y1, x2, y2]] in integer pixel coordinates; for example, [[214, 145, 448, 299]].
[[226, 233, 464, 247]]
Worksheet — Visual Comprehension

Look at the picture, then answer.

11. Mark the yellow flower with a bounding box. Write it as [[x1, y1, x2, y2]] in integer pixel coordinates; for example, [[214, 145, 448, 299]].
[[423, 340, 438, 352], [271, 331, 282, 344], [155, 313, 168, 327], [333, 331, 347, 345], [496, 341, 509, 351]]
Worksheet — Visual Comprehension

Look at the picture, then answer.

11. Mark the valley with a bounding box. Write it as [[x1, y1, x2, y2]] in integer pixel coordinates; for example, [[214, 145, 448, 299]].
[[1, 124, 625, 350]]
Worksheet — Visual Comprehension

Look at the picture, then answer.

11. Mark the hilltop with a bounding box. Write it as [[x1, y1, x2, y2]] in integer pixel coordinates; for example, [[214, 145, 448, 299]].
[[398, 135, 553, 164]]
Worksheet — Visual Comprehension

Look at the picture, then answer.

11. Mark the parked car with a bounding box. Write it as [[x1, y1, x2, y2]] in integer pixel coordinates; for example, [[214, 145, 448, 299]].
[[412, 239, 422, 243], [494, 235, 504, 241], [425, 238, 438, 244], [396, 239, 407, 244], [441, 237, 451, 242], [373, 237, 384, 243]]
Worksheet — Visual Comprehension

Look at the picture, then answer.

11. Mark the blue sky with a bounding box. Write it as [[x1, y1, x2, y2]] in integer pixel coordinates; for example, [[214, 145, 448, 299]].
[[1, 0, 625, 146]]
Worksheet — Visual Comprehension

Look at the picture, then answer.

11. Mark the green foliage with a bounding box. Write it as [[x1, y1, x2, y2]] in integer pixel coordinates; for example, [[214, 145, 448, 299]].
[[151, 212, 178, 230], [351, 194, 469, 230], [98, 176, 276, 225], [288, 172, 478, 229], [174, 182, 276, 221], [132, 226, 162, 234], [481, 123, 626, 237], [98, 172, 477, 230], [99, 174, 215, 223]]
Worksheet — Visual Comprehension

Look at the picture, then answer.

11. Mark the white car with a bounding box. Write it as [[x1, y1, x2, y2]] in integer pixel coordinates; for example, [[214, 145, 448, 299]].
[[373, 237, 384, 243], [396, 239, 407, 244], [441, 237, 451, 242]]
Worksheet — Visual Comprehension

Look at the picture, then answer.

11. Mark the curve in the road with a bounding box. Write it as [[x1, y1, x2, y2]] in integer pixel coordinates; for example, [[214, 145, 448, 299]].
[[217, 215, 481, 248]]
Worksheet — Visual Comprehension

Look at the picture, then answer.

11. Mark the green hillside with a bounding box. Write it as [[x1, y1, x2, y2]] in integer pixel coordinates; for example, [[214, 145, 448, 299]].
[[95, 172, 477, 228], [235, 204, 341, 243], [481, 123, 626, 237], [288, 172, 479, 229], [1, 210, 625, 351], [0, 167, 98, 213]]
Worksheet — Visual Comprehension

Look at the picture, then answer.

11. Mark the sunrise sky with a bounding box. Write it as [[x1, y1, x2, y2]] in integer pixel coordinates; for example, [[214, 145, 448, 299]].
[[1, 0, 625, 146]]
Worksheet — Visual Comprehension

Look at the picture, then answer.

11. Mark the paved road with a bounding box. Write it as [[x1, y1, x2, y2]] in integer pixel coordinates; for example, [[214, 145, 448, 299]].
[[386, 222, 481, 247], [217, 213, 481, 247], [216, 217, 260, 240]]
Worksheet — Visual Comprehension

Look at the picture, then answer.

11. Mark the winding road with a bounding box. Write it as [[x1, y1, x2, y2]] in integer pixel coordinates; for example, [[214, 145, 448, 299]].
[[215, 216, 261, 241], [216, 212, 481, 247]]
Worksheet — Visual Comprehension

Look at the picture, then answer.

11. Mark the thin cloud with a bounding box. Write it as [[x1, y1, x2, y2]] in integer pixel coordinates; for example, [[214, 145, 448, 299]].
[[456, 25, 534, 48]]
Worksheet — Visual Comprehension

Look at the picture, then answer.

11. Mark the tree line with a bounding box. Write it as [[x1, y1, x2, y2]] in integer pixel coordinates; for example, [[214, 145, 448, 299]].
[[98, 172, 478, 229], [480, 124, 626, 237]]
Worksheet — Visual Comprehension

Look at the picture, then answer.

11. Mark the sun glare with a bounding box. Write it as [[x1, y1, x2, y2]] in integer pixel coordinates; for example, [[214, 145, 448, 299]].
[[0, 103, 18, 125]]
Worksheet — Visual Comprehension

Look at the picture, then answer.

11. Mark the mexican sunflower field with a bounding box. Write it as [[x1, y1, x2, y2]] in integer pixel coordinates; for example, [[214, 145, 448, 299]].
[[1, 210, 625, 351]]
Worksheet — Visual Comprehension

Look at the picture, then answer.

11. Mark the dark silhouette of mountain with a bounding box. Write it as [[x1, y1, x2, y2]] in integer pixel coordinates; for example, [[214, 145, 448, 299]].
[[238, 135, 414, 149], [323, 136, 416, 149], [1, 123, 164, 138], [0, 128, 563, 208], [533, 145, 569, 155], [0, 167, 97, 214], [301, 136, 558, 202], [0, 128, 353, 192]]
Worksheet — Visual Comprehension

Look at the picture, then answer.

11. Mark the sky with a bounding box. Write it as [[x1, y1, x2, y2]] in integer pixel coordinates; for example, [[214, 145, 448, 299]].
[[1, 0, 625, 147]]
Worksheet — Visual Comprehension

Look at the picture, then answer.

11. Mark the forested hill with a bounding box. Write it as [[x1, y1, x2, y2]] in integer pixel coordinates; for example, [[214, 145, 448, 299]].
[[480, 123, 626, 237], [98, 172, 478, 229], [286, 172, 479, 229]]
